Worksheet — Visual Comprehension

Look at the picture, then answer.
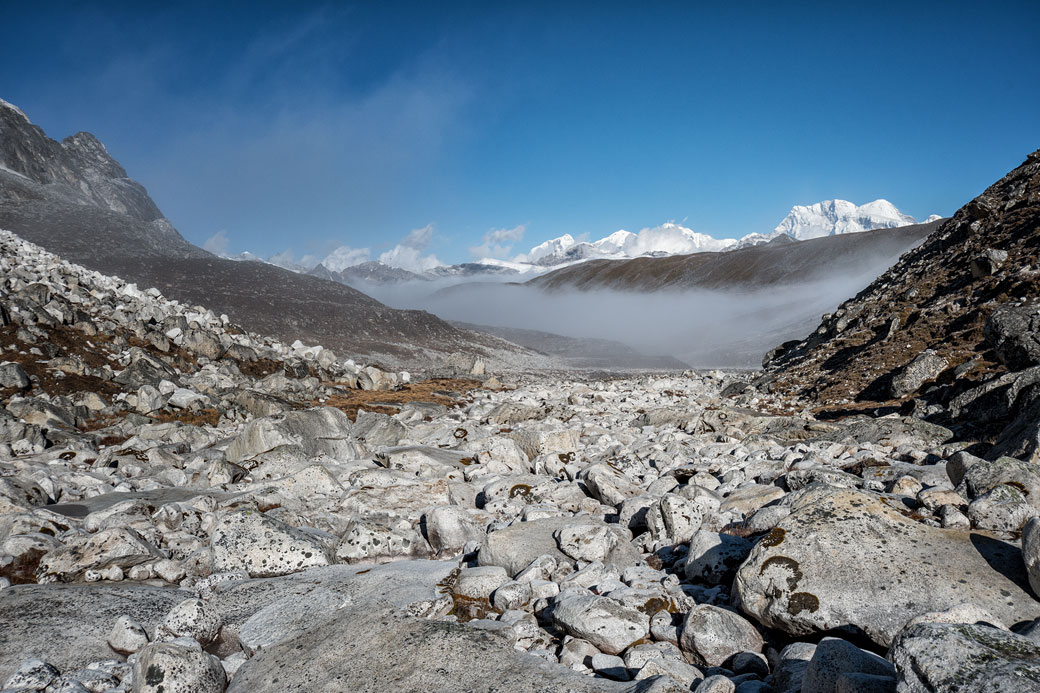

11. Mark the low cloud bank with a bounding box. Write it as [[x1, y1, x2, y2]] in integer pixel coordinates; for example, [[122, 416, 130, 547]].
[[349, 264, 892, 368]]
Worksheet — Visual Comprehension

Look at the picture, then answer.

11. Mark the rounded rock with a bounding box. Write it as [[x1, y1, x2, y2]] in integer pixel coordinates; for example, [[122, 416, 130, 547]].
[[108, 614, 150, 654], [134, 641, 226, 693], [158, 598, 222, 645]]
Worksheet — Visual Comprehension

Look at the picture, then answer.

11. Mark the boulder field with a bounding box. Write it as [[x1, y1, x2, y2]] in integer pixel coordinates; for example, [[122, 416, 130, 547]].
[[4, 229, 1040, 692]]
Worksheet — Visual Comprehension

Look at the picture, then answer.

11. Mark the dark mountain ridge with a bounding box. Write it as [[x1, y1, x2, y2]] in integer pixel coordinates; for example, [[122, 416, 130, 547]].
[[0, 99, 524, 366]]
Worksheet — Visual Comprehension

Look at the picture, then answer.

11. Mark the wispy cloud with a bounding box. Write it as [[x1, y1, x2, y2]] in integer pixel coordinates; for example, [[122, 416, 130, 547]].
[[91, 8, 474, 256], [315, 223, 442, 273], [268, 248, 323, 271], [378, 223, 442, 272], [321, 245, 372, 272], [469, 224, 525, 259], [202, 229, 230, 256], [401, 223, 435, 249]]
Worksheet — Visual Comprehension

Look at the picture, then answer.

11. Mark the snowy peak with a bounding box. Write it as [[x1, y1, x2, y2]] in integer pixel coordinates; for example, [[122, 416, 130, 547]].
[[616, 222, 736, 256], [593, 230, 637, 254], [520, 234, 576, 263], [511, 223, 738, 268], [773, 199, 917, 241]]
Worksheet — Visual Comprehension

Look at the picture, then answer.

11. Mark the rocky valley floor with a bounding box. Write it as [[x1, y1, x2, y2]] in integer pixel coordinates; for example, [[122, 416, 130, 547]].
[[3, 229, 1040, 693]]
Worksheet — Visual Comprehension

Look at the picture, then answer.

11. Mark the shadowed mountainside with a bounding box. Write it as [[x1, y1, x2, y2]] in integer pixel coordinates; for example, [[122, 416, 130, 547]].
[[0, 99, 529, 366]]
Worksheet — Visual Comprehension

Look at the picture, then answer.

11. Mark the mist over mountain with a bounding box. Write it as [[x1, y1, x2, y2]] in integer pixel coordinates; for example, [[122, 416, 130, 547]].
[[333, 222, 937, 368]]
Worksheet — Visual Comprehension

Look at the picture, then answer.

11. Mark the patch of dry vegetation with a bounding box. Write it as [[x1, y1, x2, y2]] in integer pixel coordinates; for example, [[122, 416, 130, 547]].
[[319, 378, 482, 421]]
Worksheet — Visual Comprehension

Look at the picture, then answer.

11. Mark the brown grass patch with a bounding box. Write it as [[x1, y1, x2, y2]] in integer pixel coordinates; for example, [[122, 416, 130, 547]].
[[0, 324, 124, 404], [317, 378, 481, 421], [151, 407, 222, 427], [235, 358, 284, 379]]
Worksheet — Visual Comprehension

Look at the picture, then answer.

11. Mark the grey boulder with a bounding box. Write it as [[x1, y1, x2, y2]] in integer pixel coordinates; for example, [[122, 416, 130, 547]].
[[0, 361, 30, 389], [134, 641, 226, 693], [0, 583, 189, 682], [1023, 517, 1040, 598], [890, 622, 1040, 692], [209, 510, 331, 577], [889, 350, 948, 399], [683, 530, 753, 586], [985, 300, 1040, 371], [478, 516, 638, 577], [733, 486, 1040, 647], [679, 605, 763, 667], [800, 637, 895, 693], [228, 604, 633, 692], [226, 407, 359, 463], [551, 592, 650, 655]]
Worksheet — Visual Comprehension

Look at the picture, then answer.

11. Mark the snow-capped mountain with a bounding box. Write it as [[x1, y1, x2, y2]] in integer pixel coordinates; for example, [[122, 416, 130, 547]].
[[604, 222, 737, 256], [518, 234, 578, 264], [772, 199, 917, 241], [221, 199, 938, 286], [507, 223, 738, 268], [483, 202, 929, 270]]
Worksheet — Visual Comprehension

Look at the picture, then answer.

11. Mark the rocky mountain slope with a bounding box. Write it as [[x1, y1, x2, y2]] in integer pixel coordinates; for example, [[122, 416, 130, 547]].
[[766, 149, 1040, 460], [0, 99, 528, 367], [527, 222, 939, 292], [5, 223, 1040, 691]]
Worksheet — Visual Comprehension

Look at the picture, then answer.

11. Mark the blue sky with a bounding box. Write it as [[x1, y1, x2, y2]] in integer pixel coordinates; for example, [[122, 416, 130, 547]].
[[3, 1, 1038, 266]]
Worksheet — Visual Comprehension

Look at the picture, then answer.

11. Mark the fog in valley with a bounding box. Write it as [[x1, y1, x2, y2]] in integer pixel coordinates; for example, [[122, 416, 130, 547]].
[[348, 264, 893, 368]]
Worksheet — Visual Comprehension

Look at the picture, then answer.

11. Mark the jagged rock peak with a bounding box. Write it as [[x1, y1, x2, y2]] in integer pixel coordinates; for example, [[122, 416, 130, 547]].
[[60, 131, 129, 179], [0, 96, 162, 223], [0, 97, 28, 122]]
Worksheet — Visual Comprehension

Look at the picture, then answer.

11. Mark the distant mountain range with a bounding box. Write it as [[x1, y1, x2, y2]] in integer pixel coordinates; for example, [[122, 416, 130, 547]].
[[0, 93, 955, 372], [474, 199, 940, 270], [235, 198, 939, 288], [526, 221, 942, 293]]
